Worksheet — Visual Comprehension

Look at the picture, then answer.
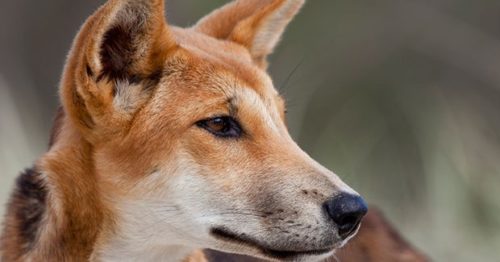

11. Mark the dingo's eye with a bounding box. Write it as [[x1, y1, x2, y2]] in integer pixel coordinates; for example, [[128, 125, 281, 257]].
[[197, 116, 243, 138]]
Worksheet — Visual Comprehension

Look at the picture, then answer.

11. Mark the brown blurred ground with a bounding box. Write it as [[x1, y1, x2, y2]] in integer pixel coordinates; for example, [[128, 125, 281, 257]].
[[1, 0, 500, 261]]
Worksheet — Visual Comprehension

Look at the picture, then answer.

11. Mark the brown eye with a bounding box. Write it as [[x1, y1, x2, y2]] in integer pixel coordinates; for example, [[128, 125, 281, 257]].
[[197, 116, 243, 138]]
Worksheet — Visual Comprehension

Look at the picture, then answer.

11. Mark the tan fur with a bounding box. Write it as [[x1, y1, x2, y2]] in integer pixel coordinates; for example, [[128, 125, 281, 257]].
[[184, 250, 208, 262], [1, 1, 375, 261]]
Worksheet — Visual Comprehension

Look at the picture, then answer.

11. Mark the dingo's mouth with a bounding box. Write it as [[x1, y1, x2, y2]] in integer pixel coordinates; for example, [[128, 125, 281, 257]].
[[211, 227, 335, 260]]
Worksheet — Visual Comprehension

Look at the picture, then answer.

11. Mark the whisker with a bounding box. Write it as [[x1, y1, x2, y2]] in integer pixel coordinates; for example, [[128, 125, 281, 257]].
[[279, 56, 305, 94], [200, 211, 267, 219]]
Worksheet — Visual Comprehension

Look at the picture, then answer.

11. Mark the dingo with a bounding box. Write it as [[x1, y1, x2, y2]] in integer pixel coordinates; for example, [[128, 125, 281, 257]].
[[1, 1, 367, 261]]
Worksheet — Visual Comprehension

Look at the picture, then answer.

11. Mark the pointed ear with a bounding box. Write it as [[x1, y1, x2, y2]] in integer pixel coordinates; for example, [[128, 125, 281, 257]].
[[82, 0, 174, 82], [194, 0, 305, 68], [61, 0, 176, 140]]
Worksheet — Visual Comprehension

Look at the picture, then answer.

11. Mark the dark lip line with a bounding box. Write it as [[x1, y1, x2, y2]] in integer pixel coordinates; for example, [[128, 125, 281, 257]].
[[210, 227, 334, 260]]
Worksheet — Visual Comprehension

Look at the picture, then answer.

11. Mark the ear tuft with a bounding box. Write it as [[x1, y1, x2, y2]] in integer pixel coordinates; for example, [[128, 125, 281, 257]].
[[99, 23, 137, 81]]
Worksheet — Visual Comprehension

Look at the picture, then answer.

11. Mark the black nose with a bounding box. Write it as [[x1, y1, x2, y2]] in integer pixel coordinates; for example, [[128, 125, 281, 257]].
[[324, 193, 368, 239]]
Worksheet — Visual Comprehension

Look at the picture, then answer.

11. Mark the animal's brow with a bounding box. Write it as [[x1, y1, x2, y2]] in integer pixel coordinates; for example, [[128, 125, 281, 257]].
[[227, 97, 238, 116]]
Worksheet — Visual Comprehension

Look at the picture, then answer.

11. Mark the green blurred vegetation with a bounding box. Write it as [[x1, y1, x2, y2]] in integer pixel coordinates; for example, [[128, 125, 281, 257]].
[[1, 0, 500, 261]]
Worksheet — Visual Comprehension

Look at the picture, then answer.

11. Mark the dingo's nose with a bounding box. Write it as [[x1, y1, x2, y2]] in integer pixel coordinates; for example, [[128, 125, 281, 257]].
[[324, 193, 368, 239]]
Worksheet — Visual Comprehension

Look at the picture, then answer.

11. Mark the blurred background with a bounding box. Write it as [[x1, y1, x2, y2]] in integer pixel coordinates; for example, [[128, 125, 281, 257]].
[[1, 0, 500, 260]]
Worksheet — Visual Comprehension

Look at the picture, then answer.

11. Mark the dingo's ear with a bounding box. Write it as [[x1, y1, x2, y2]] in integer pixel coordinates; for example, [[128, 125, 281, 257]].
[[61, 0, 175, 141], [194, 0, 305, 68]]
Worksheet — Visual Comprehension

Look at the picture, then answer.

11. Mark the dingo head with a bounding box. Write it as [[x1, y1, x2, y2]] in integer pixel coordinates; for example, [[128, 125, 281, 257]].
[[61, 0, 367, 260]]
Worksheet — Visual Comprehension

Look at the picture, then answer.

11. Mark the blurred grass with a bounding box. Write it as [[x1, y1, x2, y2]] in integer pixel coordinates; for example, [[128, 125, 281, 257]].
[[1, 0, 500, 260]]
